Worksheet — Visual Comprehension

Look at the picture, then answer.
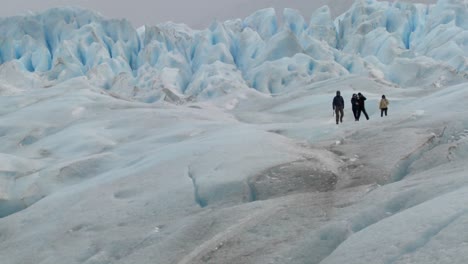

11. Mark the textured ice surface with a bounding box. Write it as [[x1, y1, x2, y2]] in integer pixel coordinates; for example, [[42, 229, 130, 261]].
[[0, 1, 468, 264], [1, 74, 468, 264]]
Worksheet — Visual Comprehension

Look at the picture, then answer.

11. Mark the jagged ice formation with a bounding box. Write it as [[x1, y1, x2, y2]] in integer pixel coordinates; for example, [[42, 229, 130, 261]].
[[0, 0, 467, 102]]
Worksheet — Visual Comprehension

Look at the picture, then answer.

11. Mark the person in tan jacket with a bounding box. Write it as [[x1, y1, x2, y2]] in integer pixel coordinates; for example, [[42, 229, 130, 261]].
[[379, 95, 389, 117]]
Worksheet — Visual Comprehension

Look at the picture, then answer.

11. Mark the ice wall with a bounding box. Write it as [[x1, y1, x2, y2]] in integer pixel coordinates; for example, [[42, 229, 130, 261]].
[[0, 0, 467, 101]]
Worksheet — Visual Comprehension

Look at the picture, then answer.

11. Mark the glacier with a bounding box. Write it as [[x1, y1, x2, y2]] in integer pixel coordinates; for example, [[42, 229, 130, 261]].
[[0, 0, 468, 264], [0, 0, 466, 100]]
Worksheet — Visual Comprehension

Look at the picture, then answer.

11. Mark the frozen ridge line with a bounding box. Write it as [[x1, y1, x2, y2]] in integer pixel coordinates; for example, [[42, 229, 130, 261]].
[[0, 0, 467, 102]]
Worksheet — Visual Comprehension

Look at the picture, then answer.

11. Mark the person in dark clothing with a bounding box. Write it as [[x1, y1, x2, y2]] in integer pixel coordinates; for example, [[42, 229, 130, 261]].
[[357, 92, 369, 120], [332, 90, 344, 124], [351, 93, 359, 121]]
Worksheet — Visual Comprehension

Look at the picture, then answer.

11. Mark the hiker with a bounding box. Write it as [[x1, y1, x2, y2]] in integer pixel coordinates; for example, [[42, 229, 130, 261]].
[[357, 92, 369, 120], [379, 95, 389, 117], [332, 90, 344, 125], [351, 93, 359, 121]]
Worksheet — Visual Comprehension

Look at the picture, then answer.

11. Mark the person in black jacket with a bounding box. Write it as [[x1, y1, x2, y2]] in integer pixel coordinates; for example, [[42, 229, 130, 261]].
[[357, 92, 369, 120], [332, 91, 344, 124], [351, 93, 359, 121]]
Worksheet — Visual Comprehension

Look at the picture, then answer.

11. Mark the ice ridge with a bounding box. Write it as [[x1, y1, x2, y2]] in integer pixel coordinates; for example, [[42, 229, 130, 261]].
[[0, 0, 466, 102]]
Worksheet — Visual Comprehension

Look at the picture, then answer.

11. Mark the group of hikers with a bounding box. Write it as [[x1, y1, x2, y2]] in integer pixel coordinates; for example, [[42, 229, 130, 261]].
[[332, 91, 389, 125]]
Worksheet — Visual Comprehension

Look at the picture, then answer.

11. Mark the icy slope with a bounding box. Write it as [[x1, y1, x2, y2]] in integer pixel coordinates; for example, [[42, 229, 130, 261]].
[[0, 0, 467, 102], [0, 1, 468, 264], [1, 74, 468, 264]]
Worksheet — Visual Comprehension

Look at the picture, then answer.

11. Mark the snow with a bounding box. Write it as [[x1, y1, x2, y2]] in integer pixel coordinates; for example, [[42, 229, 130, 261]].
[[0, 1, 468, 264]]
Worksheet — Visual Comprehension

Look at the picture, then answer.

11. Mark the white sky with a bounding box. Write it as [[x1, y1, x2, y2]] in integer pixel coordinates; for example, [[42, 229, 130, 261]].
[[0, 0, 436, 29]]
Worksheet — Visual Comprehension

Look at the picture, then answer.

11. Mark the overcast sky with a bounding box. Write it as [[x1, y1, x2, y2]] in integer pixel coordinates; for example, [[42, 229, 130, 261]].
[[1, 0, 436, 29]]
